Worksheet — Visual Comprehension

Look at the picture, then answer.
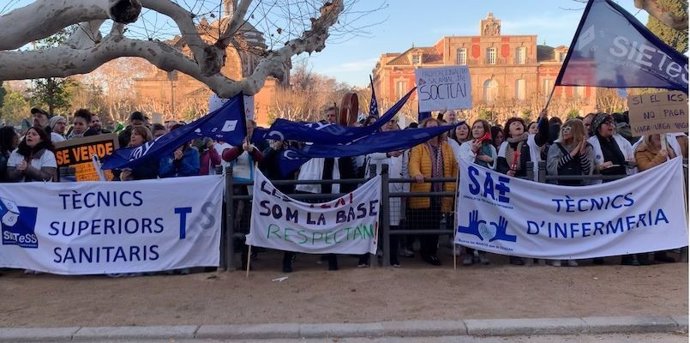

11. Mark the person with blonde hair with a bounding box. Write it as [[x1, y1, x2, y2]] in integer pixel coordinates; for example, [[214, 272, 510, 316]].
[[546, 119, 594, 186], [633, 133, 681, 265], [545, 119, 594, 267]]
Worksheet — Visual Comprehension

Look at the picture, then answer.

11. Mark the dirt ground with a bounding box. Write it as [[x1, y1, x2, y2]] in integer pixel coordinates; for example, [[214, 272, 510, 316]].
[[0, 250, 687, 328]]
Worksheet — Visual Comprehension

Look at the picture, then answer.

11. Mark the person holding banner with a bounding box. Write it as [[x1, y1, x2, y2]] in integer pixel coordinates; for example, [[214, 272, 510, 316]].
[[7, 126, 57, 183], [408, 118, 457, 266], [545, 119, 595, 267], [458, 119, 496, 266], [633, 134, 680, 265], [119, 126, 159, 181], [222, 119, 264, 271], [362, 119, 408, 268], [159, 124, 200, 178], [587, 113, 636, 265], [259, 138, 299, 272], [496, 112, 547, 266], [546, 119, 594, 187]]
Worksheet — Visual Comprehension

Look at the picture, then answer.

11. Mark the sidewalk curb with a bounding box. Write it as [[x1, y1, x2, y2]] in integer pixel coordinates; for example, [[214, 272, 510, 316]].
[[0, 315, 686, 341]]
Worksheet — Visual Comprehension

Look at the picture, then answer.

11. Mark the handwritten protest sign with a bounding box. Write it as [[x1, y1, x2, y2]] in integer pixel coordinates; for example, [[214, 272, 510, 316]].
[[247, 168, 380, 254], [54, 134, 118, 181], [415, 66, 472, 112], [628, 91, 688, 136]]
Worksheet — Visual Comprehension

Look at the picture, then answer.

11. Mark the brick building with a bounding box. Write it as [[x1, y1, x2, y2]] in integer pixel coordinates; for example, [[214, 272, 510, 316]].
[[132, 2, 286, 126], [372, 13, 597, 123]]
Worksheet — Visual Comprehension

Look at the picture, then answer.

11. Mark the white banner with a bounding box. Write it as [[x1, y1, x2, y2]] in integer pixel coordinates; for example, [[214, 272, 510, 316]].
[[415, 66, 472, 112], [455, 158, 688, 259], [247, 168, 380, 254], [0, 176, 223, 275]]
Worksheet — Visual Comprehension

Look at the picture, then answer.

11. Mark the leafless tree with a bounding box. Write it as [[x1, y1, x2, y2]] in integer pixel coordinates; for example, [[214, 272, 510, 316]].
[[0, 0, 385, 99]]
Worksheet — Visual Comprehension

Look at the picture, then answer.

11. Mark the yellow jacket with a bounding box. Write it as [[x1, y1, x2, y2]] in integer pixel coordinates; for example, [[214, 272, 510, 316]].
[[408, 141, 458, 212]]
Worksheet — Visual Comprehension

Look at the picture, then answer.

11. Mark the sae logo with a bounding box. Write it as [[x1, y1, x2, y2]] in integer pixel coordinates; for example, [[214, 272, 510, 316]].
[[0, 198, 39, 249], [467, 165, 511, 204], [458, 210, 517, 243]]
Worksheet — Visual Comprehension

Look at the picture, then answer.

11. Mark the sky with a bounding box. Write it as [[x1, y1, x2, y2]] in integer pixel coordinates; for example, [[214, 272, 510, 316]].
[[3, 0, 650, 88], [301, 0, 649, 87]]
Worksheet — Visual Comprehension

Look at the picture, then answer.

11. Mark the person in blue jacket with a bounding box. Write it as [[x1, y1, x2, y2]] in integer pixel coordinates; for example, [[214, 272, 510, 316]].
[[159, 124, 200, 178]]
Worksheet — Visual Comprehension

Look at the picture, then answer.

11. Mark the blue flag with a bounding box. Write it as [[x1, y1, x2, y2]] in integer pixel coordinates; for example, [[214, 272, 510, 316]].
[[276, 123, 461, 176], [252, 87, 416, 145], [102, 94, 247, 170], [555, 0, 688, 93], [369, 75, 379, 117]]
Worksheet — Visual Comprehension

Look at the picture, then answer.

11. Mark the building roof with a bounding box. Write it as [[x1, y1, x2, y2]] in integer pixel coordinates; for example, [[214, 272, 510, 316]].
[[385, 46, 444, 66]]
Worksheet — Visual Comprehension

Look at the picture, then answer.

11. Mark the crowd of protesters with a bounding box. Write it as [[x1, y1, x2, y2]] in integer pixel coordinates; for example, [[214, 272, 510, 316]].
[[0, 104, 686, 275]]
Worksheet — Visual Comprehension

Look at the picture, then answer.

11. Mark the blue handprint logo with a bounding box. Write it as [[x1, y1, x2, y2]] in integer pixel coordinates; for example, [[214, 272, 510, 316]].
[[488, 216, 516, 243], [458, 211, 517, 243], [457, 210, 485, 240]]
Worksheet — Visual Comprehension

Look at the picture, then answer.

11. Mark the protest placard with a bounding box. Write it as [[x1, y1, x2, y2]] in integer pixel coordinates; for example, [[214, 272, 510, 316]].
[[415, 66, 472, 112], [54, 134, 119, 181], [628, 91, 688, 136], [247, 168, 380, 255]]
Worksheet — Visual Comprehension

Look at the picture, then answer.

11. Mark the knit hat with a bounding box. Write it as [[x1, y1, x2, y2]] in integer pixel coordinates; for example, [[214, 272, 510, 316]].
[[591, 112, 612, 134], [48, 115, 66, 129]]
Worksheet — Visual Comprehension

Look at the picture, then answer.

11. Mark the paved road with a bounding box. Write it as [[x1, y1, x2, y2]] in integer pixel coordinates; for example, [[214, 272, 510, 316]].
[[76, 333, 689, 343]]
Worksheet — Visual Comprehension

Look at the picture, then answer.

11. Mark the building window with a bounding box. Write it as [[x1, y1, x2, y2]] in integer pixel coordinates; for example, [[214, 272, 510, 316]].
[[575, 80, 585, 99], [487, 48, 496, 64], [516, 47, 527, 64], [483, 79, 499, 103], [395, 80, 406, 99], [411, 54, 421, 65], [515, 79, 526, 101], [456, 48, 467, 65], [542, 79, 553, 96]]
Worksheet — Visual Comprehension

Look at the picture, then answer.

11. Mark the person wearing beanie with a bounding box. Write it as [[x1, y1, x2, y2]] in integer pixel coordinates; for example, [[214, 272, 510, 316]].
[[48, 116, 67, 143], [587, 112, 635, 183], [587, 112, 636, 266]]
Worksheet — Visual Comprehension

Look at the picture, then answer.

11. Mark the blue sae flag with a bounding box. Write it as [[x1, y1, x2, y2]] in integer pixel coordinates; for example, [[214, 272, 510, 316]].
[[102, 94, 247, 170], [369, 75, 379, 117], [252, 87, 416, 145], [555, 0, 688, 93], [276, 123, 461, 176]]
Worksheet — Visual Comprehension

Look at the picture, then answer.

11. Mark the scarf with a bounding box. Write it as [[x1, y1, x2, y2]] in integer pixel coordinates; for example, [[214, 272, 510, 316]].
[[505, 133, 528, 171]]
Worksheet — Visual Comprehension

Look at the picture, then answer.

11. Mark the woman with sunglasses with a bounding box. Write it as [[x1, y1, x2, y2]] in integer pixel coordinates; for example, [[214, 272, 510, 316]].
[[587, 113, 635, 183], [545, 119, 594, 267]]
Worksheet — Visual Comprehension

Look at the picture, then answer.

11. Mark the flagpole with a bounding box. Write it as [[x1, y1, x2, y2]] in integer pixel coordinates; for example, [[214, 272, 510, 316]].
[[544, 84, 557, 111], [246, 244, 252, 278]]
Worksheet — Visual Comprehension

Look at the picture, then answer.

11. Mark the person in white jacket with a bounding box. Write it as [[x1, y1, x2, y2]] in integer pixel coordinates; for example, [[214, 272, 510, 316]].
[[364, 121, 409, 267], [587, 113, 635, 182], [587, 113, 636, 266]]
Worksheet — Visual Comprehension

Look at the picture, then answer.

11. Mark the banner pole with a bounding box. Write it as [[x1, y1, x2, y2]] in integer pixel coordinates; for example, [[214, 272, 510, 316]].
[[543, 85, 557, 113], [453, 170, 460, 271], [245, 244, 252, 278]]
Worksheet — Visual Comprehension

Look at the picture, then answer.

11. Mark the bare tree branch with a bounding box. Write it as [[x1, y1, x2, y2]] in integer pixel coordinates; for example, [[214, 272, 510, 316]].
[[0, 0, 141, 50], [0, 0, 361, 99]]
